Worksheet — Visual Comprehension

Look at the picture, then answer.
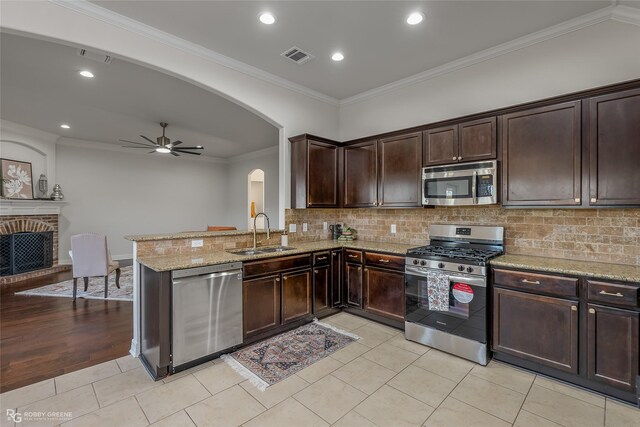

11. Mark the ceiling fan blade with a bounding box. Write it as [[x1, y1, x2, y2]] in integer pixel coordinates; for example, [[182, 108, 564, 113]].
[[173, 150, 201, 156], [140, 135, 157, 145], [149, 150, 156, 154], [170, 151, 180, 157], [171, 140, 183, 147], [122, 146, 157, 149], [119, 139, 156, 147], [173, 146, 203, 150]]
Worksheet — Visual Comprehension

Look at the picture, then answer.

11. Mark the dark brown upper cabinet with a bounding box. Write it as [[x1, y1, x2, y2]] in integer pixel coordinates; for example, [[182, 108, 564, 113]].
[[343, 140, 378, 207], [588, 88, 640, 206], [502, 101, 582, 206], [290, 135, 340, 208], [378, 132, 423, 207], [423, 117, 496, 166]]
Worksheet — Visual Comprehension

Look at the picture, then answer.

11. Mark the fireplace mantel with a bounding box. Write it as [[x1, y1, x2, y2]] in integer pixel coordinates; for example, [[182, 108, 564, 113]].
[[0, 199, 67, 216]]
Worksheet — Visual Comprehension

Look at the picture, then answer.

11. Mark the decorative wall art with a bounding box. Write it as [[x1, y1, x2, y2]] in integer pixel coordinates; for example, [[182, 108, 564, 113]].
[[1, 158, 34, 199]]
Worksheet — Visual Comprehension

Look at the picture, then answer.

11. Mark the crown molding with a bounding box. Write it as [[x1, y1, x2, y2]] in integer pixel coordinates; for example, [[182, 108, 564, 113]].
[[226, 145, 278, 164], [48, 0, 339, 106], [340, 5, 624, 106]]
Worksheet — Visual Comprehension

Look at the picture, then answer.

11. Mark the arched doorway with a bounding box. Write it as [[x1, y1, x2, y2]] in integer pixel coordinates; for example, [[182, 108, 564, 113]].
[[248, 169, 265, 230]]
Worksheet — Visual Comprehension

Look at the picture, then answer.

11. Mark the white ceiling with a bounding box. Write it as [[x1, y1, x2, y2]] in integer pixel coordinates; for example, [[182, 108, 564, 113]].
[[91, 0, 613, 100], [0, 33, 278, 158]]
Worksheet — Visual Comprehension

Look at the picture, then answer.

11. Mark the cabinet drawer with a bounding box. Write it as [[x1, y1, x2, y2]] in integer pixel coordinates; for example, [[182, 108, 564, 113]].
[[493, 269, 578, 298], [365, 252, 405, 271], [345, 249, 363, 264], [243, 254, 311, 278], [587, 280, 639, 309], [313, 251, 330, 266]]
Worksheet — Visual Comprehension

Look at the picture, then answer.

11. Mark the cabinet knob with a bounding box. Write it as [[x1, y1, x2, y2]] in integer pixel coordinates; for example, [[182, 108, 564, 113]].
[[590, 198, 597, 203], [314, 269, 318, 273], [357, 267, 361, 271], [275, 278, 280, 282], [452, 157, 457, 160], [571, 306, 577, 311], [589, 308, 596, 314], [574, 198, 580, 203], [458, 156, 463, 161], [378, 259, 390, 263]]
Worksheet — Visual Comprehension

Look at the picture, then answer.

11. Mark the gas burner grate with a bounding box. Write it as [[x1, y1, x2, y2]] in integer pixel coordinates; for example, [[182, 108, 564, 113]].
[[407, 245, 502, 263]]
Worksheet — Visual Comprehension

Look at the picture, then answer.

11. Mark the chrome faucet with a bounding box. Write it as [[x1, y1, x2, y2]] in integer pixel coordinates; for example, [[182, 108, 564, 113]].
[[253, 212, 270, 249]]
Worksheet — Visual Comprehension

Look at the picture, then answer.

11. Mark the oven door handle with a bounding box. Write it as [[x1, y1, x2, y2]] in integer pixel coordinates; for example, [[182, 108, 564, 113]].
[[405, 266, 487, 288]]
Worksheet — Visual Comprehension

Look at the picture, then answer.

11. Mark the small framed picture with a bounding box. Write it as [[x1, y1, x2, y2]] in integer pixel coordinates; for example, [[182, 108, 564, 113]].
[[1, 158, 34, 199]]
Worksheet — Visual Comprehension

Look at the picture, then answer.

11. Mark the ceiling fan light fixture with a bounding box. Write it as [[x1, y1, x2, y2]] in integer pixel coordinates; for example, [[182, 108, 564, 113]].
[[155, 147, 171, 154]]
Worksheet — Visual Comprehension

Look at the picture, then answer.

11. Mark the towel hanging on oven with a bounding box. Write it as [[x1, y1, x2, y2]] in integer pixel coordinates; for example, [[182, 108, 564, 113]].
[[425, 271, 450, 311]]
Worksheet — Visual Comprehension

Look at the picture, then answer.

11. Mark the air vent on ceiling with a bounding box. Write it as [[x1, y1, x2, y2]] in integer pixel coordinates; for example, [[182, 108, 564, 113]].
[[281, 46, 314, 65], [77, 48, 113, 64]]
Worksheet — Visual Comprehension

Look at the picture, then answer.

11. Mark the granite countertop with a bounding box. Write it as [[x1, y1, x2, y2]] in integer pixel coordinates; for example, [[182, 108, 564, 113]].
[[491, 254, 640, 283], [124, 229, 284, 242], [137, 240, 416, 272]]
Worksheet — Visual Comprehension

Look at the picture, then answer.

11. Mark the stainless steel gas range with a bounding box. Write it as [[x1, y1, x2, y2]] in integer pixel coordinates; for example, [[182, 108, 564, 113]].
[[405, 224, 504, 365]]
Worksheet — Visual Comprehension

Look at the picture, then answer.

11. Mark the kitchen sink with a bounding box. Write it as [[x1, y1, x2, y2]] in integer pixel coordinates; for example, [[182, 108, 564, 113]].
[[227, 246, 295, 256]]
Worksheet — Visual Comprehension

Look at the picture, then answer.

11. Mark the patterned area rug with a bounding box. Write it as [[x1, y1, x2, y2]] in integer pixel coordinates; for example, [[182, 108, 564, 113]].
[[16, 266, 133, 301], [222, 320, 359, 390]]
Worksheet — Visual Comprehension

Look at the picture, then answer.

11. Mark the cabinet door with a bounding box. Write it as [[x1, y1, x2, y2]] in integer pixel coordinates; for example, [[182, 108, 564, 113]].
[[458, 117, 497, 162], [345, 262, 363, 308], [344, 141, 378, 207], [307, 140, 339, 207], [331, 249, 343, 307], [313, 265, 330, 314], [364, 267, 405, 321], [493, 287, 579, 373], [282, 270, 311, 324], [378, 132, 423, 207], [588, 88, 640, 206], [587, 304, 639, 392], [243, 275, 281, 338], [502, 101, 582, 206], [423, 125, 458, 166]]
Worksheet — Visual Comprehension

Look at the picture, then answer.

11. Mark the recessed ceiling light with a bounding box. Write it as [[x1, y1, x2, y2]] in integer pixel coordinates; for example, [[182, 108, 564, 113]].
[[79, 70, 94, 78], [259, 12, 276, 25], [60, 124, 70, 129], [406, 12, 425, 25], [331, 52, 344, 62]]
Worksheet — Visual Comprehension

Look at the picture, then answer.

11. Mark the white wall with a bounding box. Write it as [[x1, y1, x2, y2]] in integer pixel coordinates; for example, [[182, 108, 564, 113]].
[[338, 21, 640, 140], [56, 141, 229, 262]]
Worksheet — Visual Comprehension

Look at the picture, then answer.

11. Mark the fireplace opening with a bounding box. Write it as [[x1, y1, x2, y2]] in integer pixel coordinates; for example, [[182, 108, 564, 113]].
[[0, 231, 54, 276]]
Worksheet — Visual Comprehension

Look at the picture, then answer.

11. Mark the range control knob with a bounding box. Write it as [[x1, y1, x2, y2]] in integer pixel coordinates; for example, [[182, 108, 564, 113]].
[[458, 265, 465, 272], [466, 267, 474, 273], [413, 259, 419, 265], [420, 260, 427, 266], [437, 263, 445, 269]]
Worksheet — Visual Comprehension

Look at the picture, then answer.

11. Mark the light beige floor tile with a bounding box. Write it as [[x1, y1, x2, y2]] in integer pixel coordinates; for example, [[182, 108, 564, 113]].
[[323, 313, 370, 331], [329, 342, 370, 364], [514, 410, 563, 427], [534, 376, 605, 408], [412, 349, 475, 382], [424, 396, 511, 427], [333, 411, 377, 427], [18, 384, 99, 427], [55, 360, 121, 394], [523, 385, 605, 427], [116, 355, 142, 372], [163, 361, 214, 384], [185, 385, 264, 427], [150, 410, 195, 427], [93, 367, 160, 407], [332, 357, 396, 394], [469, 361, 535, 394], [351, 324, 395, 348], [240, 374, 309, 409], [136, 375, 210, 423], [355, 385, 434, 427], [362, 343, 419, 372], [388, 365, 457, 408], [243, 398, 328, 427], [605, 399, 640, 427], [192, 361, 245, 396], [293, 375, 367, 424], [296, 356, 343, 383], [0, 379, 55, 413], [60, 396, 148, 427], [363, 321, 402, 336], [386, 334, 430, 355], [450, 374, 525, 423]]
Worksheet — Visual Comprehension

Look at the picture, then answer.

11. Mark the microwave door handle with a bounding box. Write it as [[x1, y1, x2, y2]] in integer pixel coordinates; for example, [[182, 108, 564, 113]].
[[472, 170, 477, 204]]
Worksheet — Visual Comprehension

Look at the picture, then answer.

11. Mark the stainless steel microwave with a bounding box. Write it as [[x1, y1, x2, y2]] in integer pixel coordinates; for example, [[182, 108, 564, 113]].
[[422, 160, 498, 206]]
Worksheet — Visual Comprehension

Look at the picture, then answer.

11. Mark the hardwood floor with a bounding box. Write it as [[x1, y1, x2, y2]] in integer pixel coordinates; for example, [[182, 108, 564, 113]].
[[0, 262, 133, 393]]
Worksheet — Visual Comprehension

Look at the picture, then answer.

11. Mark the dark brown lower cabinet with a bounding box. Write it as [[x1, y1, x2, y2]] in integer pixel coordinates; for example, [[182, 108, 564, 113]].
[[364, 267, 405, 321], [313, 265, 330, 314], [331, 249, 343, 307], [493, 287, 579, 373], [587, 304, 639, 392], [345, 262, 363, 308], [282, 270, 311, 324], [243, 275, 281, 339]]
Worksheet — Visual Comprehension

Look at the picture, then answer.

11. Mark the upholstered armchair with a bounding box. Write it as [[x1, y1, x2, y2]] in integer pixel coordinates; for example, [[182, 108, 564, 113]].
[[70, 233, 121, 301]]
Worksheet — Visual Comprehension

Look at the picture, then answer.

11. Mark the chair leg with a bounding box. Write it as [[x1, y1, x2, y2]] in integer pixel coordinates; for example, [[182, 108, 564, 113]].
[[115, 268, 121, 289], [104, 276, 109, 299], [83, 277, 89, 291], [73, 278, 78, 302]]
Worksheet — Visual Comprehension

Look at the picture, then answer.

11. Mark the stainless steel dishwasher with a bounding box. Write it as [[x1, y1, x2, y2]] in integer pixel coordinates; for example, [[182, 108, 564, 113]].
[[171, 262, 243, 370]]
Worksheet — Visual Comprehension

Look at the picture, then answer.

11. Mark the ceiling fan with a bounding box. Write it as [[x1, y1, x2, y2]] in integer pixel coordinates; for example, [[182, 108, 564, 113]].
[[120, 122, 204, 156]]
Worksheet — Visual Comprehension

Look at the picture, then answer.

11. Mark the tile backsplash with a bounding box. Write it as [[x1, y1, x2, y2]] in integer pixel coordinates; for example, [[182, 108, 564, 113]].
[[285, 207, 640, 266]]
